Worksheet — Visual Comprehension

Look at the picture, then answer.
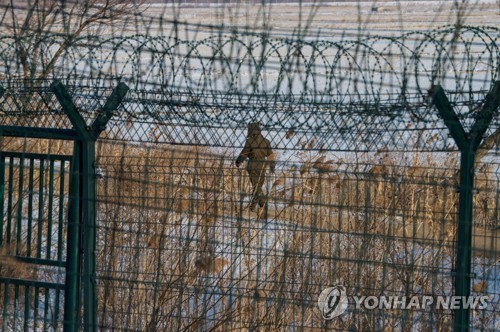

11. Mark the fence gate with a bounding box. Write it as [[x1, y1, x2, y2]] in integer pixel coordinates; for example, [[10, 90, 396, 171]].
[[0, 152, 75, 331], [0, 80, 128, 331]]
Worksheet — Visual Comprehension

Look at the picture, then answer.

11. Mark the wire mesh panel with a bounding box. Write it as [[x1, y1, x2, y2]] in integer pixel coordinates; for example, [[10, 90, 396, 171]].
[[78, 22, 500, 330], [0, 151, 71, 331], [470, 144, 500, 329], [92, 93, 499, 330]]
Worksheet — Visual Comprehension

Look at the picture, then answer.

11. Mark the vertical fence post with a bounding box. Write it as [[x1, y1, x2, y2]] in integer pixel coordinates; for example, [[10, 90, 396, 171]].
[[82, 141, 96, 332], [52, 80, 129, 332], [454, 148, 475, 331], [52, 81, 98, 331], [431, 82, 500, 332], [65, 141, 82, 332]]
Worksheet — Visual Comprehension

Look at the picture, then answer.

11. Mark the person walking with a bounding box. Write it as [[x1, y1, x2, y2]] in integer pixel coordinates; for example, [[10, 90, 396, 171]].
[[235, 122, 275, 211]]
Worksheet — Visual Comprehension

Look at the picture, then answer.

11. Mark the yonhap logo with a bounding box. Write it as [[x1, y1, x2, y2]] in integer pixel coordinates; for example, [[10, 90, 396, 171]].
[[317, 285, 490, 321], [317, 285, 348, 319]]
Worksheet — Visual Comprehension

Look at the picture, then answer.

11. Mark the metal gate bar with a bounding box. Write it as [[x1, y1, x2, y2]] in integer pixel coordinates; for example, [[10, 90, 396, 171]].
[[0, 152, 71, 330]]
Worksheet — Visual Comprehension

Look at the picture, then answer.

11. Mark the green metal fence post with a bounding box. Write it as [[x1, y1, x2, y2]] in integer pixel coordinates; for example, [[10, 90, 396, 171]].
[[431, 82, 500, 332], [81, 141, 97, 331], [52, 80, 96, 331], [52, 80, 129, 332], [454, 148, 475, 331], [65, 142, 82, 332]]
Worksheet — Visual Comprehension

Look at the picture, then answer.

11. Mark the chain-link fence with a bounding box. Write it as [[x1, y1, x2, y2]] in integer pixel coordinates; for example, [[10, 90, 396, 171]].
[[90, 90, 498, 331], [0, 4, 499, 330]]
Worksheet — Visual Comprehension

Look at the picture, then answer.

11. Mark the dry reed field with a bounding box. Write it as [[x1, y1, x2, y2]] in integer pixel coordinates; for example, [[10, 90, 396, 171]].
[[90, 135, 497, 330]]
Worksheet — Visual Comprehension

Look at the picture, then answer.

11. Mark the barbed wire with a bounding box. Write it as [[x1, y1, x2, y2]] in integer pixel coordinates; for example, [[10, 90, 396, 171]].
[[0, 25, 498, 152], [0, 25, 498, 99]]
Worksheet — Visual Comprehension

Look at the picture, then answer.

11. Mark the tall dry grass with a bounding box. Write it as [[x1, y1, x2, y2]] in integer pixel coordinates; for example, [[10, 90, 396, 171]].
[[0, 134, 497, 330], [91, 137, 497, 331]]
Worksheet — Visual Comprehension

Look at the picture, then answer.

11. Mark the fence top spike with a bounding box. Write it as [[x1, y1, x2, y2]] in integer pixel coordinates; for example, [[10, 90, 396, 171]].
[[469, 81, 500, 151], [91, 82, 130, 136], [430, 84, 469, 151], [51, 79, 94, 141]]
